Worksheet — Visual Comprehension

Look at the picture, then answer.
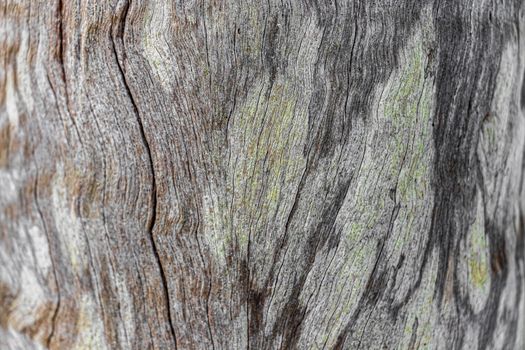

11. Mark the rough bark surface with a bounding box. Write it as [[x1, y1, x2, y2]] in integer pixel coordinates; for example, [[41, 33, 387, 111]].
[[1, 0, 525, 349]]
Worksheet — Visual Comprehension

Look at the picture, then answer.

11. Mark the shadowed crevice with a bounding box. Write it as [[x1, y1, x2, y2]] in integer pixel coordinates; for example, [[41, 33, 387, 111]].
[[110, 0, 178, 347]]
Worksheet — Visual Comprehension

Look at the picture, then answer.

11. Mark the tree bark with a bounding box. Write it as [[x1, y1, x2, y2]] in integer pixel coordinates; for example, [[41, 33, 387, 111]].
[[1, 0, 525, 349]]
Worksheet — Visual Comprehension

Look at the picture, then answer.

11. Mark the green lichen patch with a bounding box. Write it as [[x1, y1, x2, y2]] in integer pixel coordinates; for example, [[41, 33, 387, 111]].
[[336, 23, 439, 349], [203, 79, 309, 261], [343, 27, 436, 252], [467, 195, 490, 292]]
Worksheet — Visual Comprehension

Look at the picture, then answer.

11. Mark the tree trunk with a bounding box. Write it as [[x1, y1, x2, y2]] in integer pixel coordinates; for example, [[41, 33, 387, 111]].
[[1, 0, 524, 349]]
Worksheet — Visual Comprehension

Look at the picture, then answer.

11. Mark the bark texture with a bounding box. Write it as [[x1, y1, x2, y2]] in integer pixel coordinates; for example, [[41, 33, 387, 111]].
[[1, 0, 525, 349]]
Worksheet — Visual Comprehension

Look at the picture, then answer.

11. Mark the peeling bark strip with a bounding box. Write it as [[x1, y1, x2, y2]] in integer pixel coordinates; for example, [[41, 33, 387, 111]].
[[0, 0, 524, 349]]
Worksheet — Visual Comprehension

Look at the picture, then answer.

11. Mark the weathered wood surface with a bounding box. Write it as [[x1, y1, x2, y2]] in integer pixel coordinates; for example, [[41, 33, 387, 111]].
[[1, 0, 525, 349]]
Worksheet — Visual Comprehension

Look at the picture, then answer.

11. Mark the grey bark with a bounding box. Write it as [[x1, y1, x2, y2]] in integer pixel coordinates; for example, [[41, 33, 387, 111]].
[[1, 0, 525, 349]]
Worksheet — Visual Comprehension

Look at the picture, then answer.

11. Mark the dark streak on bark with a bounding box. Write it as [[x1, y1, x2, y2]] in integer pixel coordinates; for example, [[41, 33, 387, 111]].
[[521, 67, 525, 110], [427, 2, 522, 348]]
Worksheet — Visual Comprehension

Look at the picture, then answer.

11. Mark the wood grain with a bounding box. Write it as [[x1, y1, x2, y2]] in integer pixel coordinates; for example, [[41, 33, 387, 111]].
[[1, 0, 524, 349]]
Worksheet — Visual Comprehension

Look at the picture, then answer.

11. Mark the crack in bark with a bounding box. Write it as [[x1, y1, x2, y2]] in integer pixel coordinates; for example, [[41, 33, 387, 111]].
[[110, 1, 177, 347], [54, 0, 83, 146], [33, 168, 61, 349]]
